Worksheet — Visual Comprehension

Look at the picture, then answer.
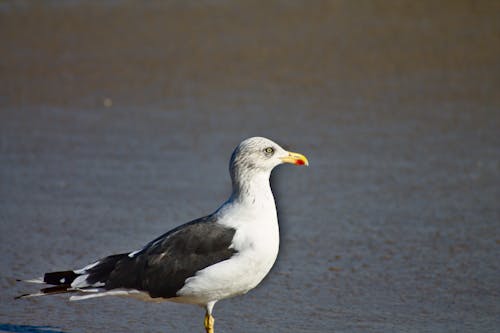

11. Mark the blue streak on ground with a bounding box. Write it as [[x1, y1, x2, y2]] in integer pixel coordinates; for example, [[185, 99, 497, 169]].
[[0, 324, 67, 333]]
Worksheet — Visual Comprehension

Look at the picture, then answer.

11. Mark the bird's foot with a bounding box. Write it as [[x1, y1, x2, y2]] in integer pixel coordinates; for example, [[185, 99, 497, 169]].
[[204, 313, 215, 333]]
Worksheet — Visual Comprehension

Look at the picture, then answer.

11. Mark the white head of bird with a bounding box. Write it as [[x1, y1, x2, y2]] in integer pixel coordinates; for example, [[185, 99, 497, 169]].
[[228, 137, 308, 199]]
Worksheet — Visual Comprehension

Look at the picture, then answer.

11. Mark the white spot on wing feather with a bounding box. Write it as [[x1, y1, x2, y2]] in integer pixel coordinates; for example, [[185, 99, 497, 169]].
[[74, 260, 100, 274], [128, 250, 141, 258], [71, 274, 89, 288]]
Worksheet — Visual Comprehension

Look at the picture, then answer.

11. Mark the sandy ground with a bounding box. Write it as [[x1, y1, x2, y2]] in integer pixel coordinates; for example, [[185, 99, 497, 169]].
[[1, 1, 499, 332]]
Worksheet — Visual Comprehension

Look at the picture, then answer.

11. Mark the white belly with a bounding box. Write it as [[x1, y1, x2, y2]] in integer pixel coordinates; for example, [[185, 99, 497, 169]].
[[176, 218, 280, 305]]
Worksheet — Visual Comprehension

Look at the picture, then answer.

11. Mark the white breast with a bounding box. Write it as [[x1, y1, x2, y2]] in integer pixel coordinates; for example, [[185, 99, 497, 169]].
[[176, 197, 280, 305]]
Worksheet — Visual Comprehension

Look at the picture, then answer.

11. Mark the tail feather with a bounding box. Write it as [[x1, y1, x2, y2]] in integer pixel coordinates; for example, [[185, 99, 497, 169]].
[[41, 285, 75, 295], [16, 253, 130, 300], [16, 270, 81, 299], [17, 277, 44, 284], [15, 284, 76, 299]]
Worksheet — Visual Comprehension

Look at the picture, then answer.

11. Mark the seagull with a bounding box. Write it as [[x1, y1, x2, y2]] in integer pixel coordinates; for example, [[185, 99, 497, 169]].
[[17, 136, 309, 333]]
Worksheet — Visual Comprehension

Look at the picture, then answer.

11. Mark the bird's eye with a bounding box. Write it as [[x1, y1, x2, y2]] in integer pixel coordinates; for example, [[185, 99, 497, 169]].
[[264, 147, 274, 155]]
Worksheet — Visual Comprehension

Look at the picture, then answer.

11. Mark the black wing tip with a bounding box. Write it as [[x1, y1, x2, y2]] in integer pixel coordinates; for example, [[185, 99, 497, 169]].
[[44, 271, 79, 285], [15, 270, 80, 299]]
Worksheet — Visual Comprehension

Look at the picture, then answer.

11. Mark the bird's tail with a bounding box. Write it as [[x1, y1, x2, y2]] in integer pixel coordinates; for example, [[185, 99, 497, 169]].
[[16, 254, 130, 300], [15, 271, 80, 299]]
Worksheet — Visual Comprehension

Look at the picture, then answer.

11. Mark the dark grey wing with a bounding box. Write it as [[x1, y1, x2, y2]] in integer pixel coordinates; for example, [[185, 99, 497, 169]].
[[87, 215, 237, 298]]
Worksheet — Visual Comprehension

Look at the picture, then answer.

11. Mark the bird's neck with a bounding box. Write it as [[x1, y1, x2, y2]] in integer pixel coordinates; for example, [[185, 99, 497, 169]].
[[230, 171, 275, 209]]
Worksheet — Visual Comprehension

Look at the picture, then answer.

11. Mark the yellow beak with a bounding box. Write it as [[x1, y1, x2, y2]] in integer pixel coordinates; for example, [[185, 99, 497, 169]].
[[280, 151, 309, 166]]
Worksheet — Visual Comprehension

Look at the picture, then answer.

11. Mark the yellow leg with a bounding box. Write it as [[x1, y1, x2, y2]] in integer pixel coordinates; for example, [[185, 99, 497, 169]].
[[204, 312, 215, 333]]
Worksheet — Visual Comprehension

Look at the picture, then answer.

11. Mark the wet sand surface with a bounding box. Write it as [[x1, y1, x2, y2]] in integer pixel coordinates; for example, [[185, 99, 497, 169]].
[[1, 2, 499, 332]]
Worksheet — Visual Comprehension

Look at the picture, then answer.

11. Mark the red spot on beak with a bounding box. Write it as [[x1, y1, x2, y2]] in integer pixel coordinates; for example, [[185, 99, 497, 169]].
[[295, 159, 305, 165]]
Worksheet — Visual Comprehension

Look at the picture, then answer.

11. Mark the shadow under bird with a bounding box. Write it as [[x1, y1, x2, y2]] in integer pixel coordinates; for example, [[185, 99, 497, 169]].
[[17, 136, 309, 333]]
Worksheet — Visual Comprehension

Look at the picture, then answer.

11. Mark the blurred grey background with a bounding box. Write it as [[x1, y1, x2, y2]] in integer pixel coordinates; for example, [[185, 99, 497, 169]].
[[1, 1, 499, 332]]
